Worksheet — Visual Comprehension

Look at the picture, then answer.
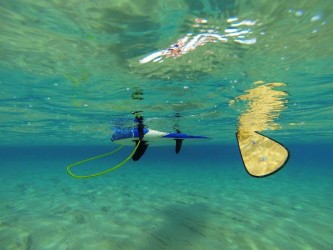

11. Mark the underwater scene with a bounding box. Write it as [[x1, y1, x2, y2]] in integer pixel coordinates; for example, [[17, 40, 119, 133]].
[[0, 0, 332, 249]]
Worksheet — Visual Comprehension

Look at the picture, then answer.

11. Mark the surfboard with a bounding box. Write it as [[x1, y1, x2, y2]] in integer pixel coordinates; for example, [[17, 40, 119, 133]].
[[111, 128, 209, 146]]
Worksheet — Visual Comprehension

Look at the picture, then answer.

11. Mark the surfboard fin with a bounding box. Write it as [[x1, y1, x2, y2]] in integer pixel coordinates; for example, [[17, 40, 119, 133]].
[[132, 140, 149, 161], [175, 139, 183, 154]]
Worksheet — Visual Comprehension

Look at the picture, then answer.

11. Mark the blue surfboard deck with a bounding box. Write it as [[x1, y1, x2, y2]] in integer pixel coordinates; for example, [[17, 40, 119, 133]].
[[162, 133, 208, 139]]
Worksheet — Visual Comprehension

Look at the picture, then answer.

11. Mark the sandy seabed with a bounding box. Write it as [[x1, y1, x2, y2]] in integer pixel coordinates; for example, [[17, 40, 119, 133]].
[[0, 151, 332, 250]]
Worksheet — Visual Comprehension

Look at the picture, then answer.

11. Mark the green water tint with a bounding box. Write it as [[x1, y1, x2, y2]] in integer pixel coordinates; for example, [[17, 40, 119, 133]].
[[66, 81, 289, 178], [66, 141, 141, 178], [0, 0, 332, 146]]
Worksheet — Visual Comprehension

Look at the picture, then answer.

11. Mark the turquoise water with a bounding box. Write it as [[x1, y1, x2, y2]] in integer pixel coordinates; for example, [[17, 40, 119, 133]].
[[1, 145, 332, 249], [1, 0, 333, 249]]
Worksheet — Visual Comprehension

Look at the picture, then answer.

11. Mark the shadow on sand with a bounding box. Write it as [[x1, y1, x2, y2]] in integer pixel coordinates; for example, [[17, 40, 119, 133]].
[[140, 202, 214, 250]]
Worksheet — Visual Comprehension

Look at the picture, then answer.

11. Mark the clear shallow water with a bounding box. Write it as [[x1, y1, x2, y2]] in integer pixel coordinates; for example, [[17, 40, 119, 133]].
[[0, 0, 333, 249], [1, 0, 332, 145], [0, 145, 332, 249]]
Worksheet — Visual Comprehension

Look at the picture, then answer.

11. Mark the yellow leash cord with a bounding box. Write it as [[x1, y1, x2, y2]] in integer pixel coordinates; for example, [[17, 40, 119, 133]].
[[66, 141, 141, 179]]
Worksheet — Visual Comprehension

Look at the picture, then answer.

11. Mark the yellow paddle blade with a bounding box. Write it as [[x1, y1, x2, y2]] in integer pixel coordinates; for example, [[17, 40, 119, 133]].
[[236, 131, 289, 177]]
